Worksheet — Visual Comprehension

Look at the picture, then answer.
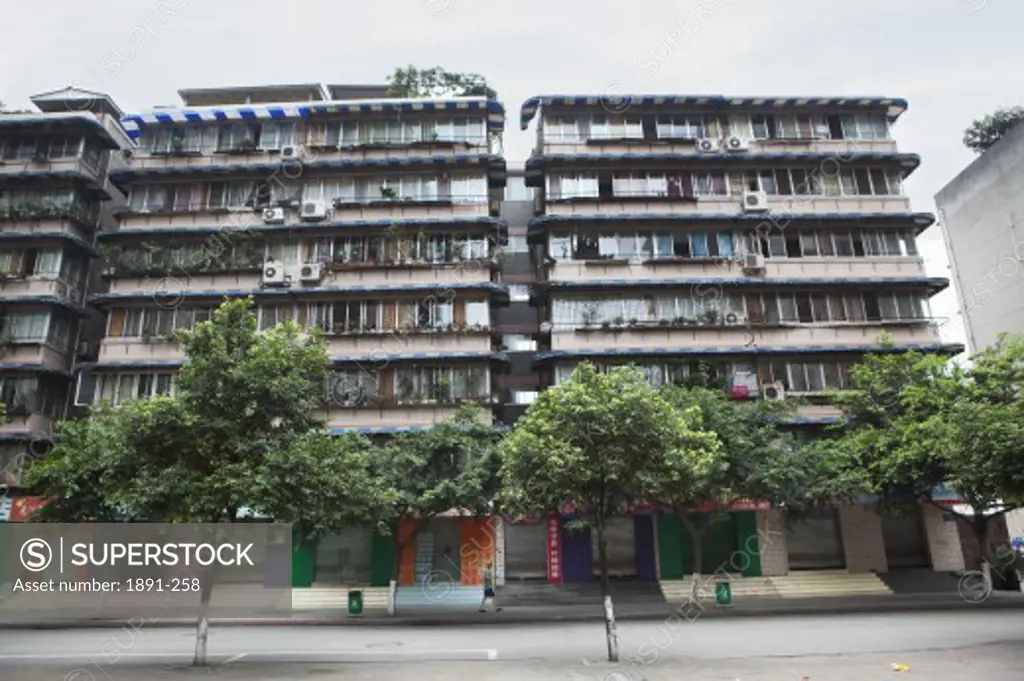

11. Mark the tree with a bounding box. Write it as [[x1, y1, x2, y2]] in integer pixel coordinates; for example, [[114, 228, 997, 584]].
[[385, 66, 497, 99], [963, 106, 1024, 153], [25, 298, 379, 665], [829, 337, 1024, 581], [373, 406, 502, 613], [501, 363, 718, 662], [649, 384, 859, 598]]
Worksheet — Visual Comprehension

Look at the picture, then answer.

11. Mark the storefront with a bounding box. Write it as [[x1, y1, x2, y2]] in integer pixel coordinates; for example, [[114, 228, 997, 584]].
[[504, 517, 548, 580], [882, 509, 931, 569], [786, 509, 846, 570]]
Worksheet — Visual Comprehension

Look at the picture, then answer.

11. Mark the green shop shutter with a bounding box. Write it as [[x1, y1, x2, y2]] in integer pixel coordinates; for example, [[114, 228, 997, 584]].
[[291, 540, 317, 588], [370, 528, 396, 586], [734, 511, 762, 577]]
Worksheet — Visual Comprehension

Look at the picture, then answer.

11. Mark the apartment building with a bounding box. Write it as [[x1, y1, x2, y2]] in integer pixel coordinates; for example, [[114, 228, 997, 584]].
[[513, 94, 964, 582], [0, 87, 130, 488], [79, 83, 509, 437]]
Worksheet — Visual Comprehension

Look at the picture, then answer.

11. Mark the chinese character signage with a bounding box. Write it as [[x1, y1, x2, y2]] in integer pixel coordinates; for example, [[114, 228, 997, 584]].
[[546, 513, 562, 584]]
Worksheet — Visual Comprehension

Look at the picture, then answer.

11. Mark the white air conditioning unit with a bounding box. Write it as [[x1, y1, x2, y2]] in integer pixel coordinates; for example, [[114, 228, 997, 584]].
[[696, 138, 719, 153], [262, 207, 285, 224], [261, 261, 288, 287], [298, 262, 323, 283], [300, 200, 328, 222], [724, 136, 749, 152], [742, 252, 766, 272], [724, 312, 747, 326], [280, 145, 304, 160], [742, 191, 769, 213], [762, 382, 786, 401]]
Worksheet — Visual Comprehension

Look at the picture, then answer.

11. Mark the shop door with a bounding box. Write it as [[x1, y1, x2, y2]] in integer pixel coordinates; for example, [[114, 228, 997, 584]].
[[882, 510, 931, 568], [591, 517, 636, 577], [561, 522, 593, 582], [786, 509, 846, 570], [504, 521, 548, 580]]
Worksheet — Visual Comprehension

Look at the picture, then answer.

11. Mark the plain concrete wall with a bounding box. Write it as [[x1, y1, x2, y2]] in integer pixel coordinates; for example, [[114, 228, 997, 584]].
[[838, 505, 888, 573], [935, 123, 1024, 354]]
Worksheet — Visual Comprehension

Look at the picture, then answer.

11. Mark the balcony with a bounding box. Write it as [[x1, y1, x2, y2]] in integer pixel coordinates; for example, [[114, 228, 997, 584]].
[[0, 201, 101, 235], [98, 328, 495, 365], [541, 137, 898, 158], [0, 155, 108, 191], [0, 413, 55, 439], [0, 343, 73, 373], [0, 277, 85, 305], [321, 404, 490, 432], [545, 194, 912, 217], [547, 256, 927, 283], [549, 321, 941, 353]]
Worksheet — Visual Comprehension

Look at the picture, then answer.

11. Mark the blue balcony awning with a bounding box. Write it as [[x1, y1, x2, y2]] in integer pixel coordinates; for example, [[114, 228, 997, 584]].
[[123, 97, 506, 140], [89, 281, 509, 304], [527, 212, 935, 234], [83, 352, 509, 371], [535, 276, 950, 298], [520, 95, 909, 130]]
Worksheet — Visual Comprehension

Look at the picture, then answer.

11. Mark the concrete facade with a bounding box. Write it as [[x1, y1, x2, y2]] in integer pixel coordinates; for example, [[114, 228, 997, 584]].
[[756, 509, 789, 576], [838, 505, 888, 573], [922, 505, 966, 572], [935, 123, 1024, 355]]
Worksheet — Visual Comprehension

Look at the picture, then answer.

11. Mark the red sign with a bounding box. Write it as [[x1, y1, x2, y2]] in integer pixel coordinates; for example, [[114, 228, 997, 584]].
[[9, 496, 47, 522], [546, 512, 562, 584]]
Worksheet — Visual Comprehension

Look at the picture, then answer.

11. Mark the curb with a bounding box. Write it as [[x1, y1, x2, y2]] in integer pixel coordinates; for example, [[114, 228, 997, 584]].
[[1, 598, 1021, 630]]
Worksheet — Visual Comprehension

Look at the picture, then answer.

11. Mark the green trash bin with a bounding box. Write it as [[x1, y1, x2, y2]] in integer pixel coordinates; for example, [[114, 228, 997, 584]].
[[715, 582, 732, 607], [347, 590, 363, 617]]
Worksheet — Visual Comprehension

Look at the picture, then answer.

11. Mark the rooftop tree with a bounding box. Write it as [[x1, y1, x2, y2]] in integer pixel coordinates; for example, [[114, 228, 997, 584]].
[[963, 106, 1024, 153], [500, 363, 718, 662]]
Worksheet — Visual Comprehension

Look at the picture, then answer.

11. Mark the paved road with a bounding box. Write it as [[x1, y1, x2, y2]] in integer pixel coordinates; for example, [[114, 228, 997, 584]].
[[0, 610, 1022, 671]]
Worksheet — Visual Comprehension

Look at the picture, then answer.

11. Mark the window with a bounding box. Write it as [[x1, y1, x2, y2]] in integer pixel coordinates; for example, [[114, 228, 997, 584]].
[[546, 116, 583, 142], [408, 299, 454, 329], [502, 335, 537, 351], [216, 124, 259, 151], [4, 311, 49, 342], [465, 301, 490, 327], [327, 369, 380, 405], [96, 372, 175, 404], [750, 115, 772, 140], [256, 122, 297, 151], [613, 174, 667, 197], [512, 391, 539, 405], [775, 116, 801, 139], [656, 116, 707, 139], [258, 305, 296, 330], [692, 173, 727, 196], [332, 301, 381, 333], [590, 115, 643, 140], [549, 173, 599, 199], [509, 282, 532, 301], [396, 365, 489, 403]]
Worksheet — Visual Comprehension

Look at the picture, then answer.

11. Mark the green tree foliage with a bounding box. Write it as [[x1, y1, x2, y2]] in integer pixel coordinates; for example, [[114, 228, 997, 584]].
[[501, 363, 718, 662], [373, 406, 502, 589], [25, 298, 382, 665], [650, 385, 864, 587], [829, 336, 1024, 571], [963, 106, 1024, 153], [385, 66, 497, 99]]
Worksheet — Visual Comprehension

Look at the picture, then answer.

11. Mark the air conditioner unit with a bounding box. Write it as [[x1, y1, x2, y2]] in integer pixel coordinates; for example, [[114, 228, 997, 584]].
[[260, 261, 288, 287], [724, 312, 747, 326], [298, 262, 323, 283], [262, 207, 285, 224], [300, 200, 328, 222], [762, 382, 786, 401], [280, 145, 303, 160], [724, 136, 749, 152], [742, 252, 766, 272], [742, 191, 769, 213], [696, 138, 719, 153]]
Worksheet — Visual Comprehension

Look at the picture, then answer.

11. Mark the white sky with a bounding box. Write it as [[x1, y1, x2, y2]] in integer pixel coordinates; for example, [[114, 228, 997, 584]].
[[3, 0, 1021, 351]]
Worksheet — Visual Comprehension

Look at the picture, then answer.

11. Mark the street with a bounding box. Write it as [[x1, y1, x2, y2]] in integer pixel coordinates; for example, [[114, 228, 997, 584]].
[[1, 610, 1022, 679]]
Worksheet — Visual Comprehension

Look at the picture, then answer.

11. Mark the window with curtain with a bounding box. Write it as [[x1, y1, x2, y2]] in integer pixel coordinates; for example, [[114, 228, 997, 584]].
[[5, 311, 49, 341]]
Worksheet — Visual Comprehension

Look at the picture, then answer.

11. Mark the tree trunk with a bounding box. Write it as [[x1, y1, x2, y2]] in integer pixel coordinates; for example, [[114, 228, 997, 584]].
[[679, 513, 707, 602], [595, 514, 619, 663], [193, 565, 216, 666], [971, 515, 991, 576]]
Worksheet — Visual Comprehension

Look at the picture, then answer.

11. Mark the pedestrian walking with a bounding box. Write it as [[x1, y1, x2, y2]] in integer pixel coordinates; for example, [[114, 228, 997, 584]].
[[479, 562, 501, 612]]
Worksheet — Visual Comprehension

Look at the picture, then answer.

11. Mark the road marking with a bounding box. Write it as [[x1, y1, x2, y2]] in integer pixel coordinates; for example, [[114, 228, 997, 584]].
[[0, 649, 497, 661]]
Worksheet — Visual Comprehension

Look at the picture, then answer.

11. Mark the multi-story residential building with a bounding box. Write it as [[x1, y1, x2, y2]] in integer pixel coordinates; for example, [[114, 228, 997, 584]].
[[72, 83, 509, 591], [515, 94, 964, 584], [80, 83, 509, 438], [0, 87, 130, 490]]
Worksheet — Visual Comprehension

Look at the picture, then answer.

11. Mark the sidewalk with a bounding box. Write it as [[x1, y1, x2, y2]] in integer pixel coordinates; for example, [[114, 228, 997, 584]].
[[1, 592, 1022, 629]]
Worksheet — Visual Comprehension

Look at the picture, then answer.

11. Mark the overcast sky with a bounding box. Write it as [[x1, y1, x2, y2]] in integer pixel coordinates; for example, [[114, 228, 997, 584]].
[[3, 0, 1021, 350]]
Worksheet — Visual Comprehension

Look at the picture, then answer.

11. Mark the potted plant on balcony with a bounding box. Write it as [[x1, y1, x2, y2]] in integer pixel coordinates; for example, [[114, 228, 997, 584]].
[[581, 306, 598, 330], [379, 186, 398, 200], [701, 309, 720, 326], [398, 376, 415, 404], [672, 317, 687, 328], [611, 316, 625, 329], [627, 318, 640, 329], [433, 376, 452, 403], [658, 318, 671, 327]]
